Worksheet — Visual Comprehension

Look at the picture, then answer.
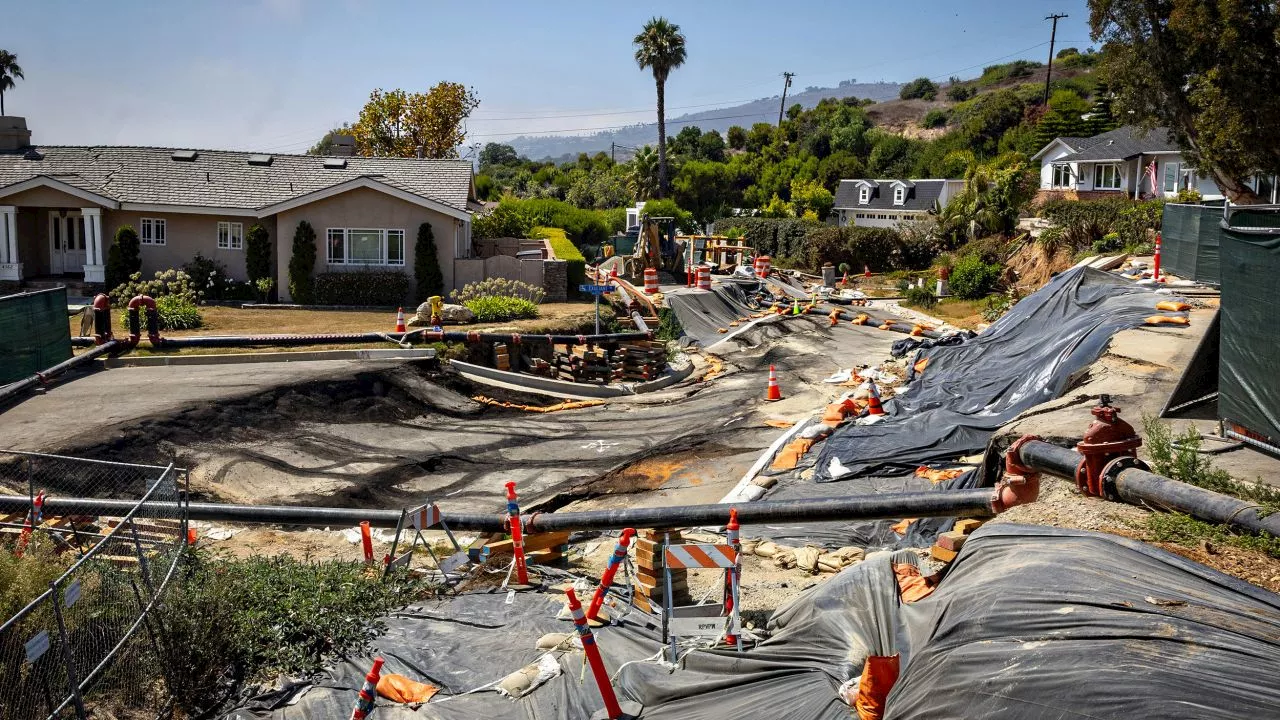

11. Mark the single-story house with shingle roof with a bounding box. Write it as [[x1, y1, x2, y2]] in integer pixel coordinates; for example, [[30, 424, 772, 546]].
[[832, 178, 964, 228], [0, 116, 479, 301]]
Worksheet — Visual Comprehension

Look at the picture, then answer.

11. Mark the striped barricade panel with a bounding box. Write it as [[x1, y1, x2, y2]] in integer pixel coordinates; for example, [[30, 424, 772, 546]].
[[408, 503, 442, 531], [664, 543, 738, 570]]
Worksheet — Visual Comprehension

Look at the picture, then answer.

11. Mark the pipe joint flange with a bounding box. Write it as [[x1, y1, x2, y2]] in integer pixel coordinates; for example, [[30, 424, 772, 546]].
[[1099, 455, 1149, 501]]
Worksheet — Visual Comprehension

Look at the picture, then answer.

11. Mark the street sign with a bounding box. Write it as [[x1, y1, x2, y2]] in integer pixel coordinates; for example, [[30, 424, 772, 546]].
[[579, 284, 615, 294]]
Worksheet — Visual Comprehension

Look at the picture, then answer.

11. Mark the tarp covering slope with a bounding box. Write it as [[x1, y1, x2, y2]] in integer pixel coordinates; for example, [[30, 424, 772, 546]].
[[816, 267, 1181, 480], [222, 525, 1280, 720]]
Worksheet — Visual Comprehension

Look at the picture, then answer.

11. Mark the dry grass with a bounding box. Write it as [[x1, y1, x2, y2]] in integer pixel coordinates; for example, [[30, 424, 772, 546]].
[[901, 297, 986, 329]]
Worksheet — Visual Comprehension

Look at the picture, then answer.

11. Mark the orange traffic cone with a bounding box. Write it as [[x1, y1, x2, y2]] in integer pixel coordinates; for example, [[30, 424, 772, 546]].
[[865, 380, 884, 416], [863, 264, 871, 278], [394, 307, 407, 332], [765, 365, 782, 401]]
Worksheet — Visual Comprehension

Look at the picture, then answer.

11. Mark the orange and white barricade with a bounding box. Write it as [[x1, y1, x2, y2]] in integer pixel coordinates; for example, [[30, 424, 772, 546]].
[[643, 268, 659, 294], [383, 499, 464, 581], [662, 529, 743, 658], [697, 266, 712, 291]]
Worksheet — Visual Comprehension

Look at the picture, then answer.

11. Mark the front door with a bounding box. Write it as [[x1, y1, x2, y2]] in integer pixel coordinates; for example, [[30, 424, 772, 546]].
[[48, 213, 86, 275]]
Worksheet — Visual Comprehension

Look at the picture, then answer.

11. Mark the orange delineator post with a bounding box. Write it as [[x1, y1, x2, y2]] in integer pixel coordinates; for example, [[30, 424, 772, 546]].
[[864, 264, 871, 278], [587, 528, 636, 622], [566, 587, 625, 720], [360, 521, 374, 565], [350, 657, 384, 720], [394, 307, 407, 333], [723, 509, 741, 647], [504, 481, 530, 586], [765, 365, 782, 401], [1153, 232, 1163, 282]]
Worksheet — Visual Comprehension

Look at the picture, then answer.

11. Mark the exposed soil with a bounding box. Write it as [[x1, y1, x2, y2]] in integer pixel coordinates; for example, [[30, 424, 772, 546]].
[[1005, 240, 1076, 292]]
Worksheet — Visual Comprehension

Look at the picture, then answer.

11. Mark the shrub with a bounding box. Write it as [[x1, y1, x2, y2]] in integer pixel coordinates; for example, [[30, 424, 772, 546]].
[[245, 224, 271, 284], [945, 84, 975, 102], [715, 217, 822, 260], [414, 222, 444, 301], [451, 277, 545, 304], [473, 203, 536, 239], [1092, 232, 1123, 254], [288, 220, 317, 303], [802, 225, 913, 273], [536, 226, 586, 289], [981, 288, 1020, 321], [949, 254, 1002, 299], [1174, 188, 1203, 204], [920, 109, 948, 129], [904, 284, 938, 309], [637, 198, 695, 232], [155, 294, 203, 329], [109, 269, 200, 307], [495, 198, 611, 245], [183, 252, 228, 301], [899, 77, 938, 101], [1039, 198, 1163, 253], [105, 225, 142, 289], [312, 270, 411, 306], [464, 296, 539, 322]]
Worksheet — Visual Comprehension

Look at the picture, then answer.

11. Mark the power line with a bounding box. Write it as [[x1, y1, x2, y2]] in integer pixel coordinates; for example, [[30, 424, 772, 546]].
[[467, 111, 766, 140], [1043, 14, 1070, 104]]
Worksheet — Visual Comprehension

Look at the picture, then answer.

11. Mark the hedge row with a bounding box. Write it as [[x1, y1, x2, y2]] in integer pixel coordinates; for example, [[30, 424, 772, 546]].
[[536, 227, 586, 290], [714, 217, 821, 260], [312, 270, 411, 306]]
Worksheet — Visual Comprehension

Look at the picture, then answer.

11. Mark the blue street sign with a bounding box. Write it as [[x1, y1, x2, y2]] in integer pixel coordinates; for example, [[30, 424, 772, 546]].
[[579, 284, 615, 294]]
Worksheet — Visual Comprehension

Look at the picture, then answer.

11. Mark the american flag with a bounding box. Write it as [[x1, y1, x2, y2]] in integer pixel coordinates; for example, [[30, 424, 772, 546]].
[[1142, 160, 1159, 195]]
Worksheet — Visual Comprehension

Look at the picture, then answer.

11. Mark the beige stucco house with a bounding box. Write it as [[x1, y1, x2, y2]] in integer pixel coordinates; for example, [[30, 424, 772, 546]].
[[0, 116, 477, 301]]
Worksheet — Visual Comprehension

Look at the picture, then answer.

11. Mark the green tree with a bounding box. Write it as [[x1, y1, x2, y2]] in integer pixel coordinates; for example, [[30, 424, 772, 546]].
[[627, 145, 660, 200], [727, 125, 747, 150], [288, 221, 317, 303], [1033, 90, 1093, 149], [479, 142, 520, 170], [307, 126, 353, 155], [698, 129, 726, 162], [639, 198, 695, 232], [414, 222, 443, 300], [790, 178, 834, 220], [105, 225, 141, 290], [633, 17, 687, 198], [899, 77, 938, 101], [350, 83, 480, 158], [1089, 0, 1280, 202], [673, 160, 730, 226], [245, 224, 271, 283], [0, 50, 23, 115]]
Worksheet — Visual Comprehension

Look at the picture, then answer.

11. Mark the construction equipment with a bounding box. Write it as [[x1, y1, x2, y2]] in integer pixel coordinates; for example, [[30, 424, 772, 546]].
[[626, 215, 678, 277]]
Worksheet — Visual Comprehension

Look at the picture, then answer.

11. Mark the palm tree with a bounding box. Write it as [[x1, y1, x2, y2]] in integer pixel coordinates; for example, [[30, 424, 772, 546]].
[[0, 50, 23, 116], [627, 145, 659, 200], [633, 17, 686, 199]]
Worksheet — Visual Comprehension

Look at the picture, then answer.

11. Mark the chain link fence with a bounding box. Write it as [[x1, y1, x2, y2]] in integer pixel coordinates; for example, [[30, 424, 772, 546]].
[[0, 451, 188, 720]]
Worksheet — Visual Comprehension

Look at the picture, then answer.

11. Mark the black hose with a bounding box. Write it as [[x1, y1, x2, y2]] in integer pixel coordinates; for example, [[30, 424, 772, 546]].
[[0, 340, 122, 406], [0, 488, 996, 533], [151, 328, 654, 349]]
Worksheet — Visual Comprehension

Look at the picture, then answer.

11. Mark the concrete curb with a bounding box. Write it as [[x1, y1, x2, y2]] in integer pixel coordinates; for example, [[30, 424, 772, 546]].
[[449, 358, 694, 400], [99, 348, 437, 368]]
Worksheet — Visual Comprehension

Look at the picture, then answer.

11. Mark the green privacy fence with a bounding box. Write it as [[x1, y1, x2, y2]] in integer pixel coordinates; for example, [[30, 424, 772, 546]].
[[1219, 206, 1280, 453], [1160, 203, 1223, 285], [0, 287, 72, 385]]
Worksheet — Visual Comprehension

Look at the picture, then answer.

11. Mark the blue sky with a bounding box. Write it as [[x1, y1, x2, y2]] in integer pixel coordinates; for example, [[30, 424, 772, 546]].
[[3, 0, 1095, 153]]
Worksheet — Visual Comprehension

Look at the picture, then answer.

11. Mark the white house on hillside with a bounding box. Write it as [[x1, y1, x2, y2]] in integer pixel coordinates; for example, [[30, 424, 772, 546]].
[[1032, 125, 1226, 201], [832, 179, 964, 228]]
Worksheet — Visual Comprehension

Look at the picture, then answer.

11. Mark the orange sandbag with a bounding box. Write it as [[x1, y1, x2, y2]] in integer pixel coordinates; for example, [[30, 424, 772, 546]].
[[763, 419, 795, 429], [854, 654, 901, 720], [910, 324, 924, 336], [1145, 315, 1190, 326], [878, 322, 892, 330], [771, 437, 815, 471], [913, 356, 929, 374], [850, 313, 870, 326], [377, 673, 439, 703], [822, 403, 848, 426], [893, 563, 938, 603], [890, 518, 917, 535], [1156, 300, 1191, 312], [914, 466, 965, 483]]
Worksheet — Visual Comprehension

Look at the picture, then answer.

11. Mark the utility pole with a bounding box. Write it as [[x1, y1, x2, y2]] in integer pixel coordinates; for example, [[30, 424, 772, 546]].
[[778, 72, 795, 125], [611, 142, 615, 164], [1043, 14, 1068, 105]]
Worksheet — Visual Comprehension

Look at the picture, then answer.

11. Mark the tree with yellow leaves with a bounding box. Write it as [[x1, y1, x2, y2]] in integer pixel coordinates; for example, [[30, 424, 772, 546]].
[[350, 83, 480, 159]]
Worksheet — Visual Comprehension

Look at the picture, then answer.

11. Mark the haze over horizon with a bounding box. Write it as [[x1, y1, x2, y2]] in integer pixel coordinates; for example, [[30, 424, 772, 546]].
[[5, 0, 1095, 154]]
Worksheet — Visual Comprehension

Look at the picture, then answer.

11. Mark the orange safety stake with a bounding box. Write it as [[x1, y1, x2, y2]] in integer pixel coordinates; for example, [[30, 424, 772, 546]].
[[350, 657, 384, 720], [765, 364, 782, 401], [587, 528, 636, 622], [504, 482, 531, 587], [723, 509, 741, 647], [360, 521, 374, 565], [187, 528, 198, 546], [394, 307, 407, 333], [566, 587, 641, 720]]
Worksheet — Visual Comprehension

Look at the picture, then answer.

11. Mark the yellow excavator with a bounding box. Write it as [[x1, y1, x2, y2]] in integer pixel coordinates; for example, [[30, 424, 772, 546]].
[[626, 214, 678, 277]]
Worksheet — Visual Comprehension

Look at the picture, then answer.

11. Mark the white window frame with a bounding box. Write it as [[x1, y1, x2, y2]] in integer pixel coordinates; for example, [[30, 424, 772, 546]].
[[858, 186, 869, 204], [1094, 163, 1122, 190], [325, 228, 406, 266], [1052, 163, 1073, 189], [217, 221, 244, 250], [1163, 162, 1179, 193], [893, 187, 905, 205], [139, 217, 166, 246]]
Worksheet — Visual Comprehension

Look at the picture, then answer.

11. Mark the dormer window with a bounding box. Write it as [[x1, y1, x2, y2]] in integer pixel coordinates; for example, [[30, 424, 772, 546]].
[[893, 186, 905, 205], [858, 186, 870, 204]]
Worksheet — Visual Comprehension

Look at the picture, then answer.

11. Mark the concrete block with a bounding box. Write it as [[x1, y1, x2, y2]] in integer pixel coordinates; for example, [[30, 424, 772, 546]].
[[953, 518, 984, 535], [930, 545, 958, 563]]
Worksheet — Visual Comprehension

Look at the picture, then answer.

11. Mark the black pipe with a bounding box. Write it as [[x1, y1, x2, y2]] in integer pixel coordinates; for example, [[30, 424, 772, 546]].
[[0, 488, 997, 533], [0, 340, 122, 405], [151, 328, 654, 349], [1015, 439, 1280, 537]]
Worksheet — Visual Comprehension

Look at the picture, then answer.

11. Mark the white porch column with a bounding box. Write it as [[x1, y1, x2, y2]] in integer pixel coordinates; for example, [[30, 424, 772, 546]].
[[0, 205, 20, 282], [81, 208, 105, 283]]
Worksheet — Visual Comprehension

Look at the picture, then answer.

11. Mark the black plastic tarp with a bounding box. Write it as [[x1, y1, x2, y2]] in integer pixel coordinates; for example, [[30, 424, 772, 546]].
[[815, 267, 1182, 480], [665, 282, 763, 347], [1218, 213, 1280, 450], [1160, 203, 1223, 285], [222, 525, 1280, 720]]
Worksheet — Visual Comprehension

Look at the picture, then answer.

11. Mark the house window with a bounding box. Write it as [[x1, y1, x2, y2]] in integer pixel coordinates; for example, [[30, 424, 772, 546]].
[[217, 221, 244, 250], [1052, 164, 1072, 189], [1094, 164, 1122, 190], [893, 187, 905, 205], [858, 186, 869, 204], [326, 228, 405, 266], [1163, 162, 1179, 193], [140, 218, 166, 246], [1256, 174, 1276, 204]]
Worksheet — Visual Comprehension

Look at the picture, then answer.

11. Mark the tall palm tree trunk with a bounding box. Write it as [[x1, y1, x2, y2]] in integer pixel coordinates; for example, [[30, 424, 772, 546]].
[[656, 77, 667, 198], [1, 91, 5, 116]]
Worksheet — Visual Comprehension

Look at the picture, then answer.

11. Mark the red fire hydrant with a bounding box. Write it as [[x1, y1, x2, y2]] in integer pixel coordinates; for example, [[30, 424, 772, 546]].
[[1074, 395, 1141, 498]]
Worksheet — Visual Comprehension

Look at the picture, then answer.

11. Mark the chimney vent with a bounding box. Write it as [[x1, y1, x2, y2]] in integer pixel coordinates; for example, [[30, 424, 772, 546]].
[[0, 116, 33, 151], [331, 134, 356, 157]]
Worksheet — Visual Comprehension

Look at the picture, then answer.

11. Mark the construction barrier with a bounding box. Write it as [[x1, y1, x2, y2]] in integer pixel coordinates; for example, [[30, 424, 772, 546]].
[[565, 587, 628, 720], [384, 499, 464, 580], [643, 268, 659, 295], [755, 255, 771, 278], [0, 287, 71, 385], [662, 531, 743, 656], [697, 266, 711, 291]]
